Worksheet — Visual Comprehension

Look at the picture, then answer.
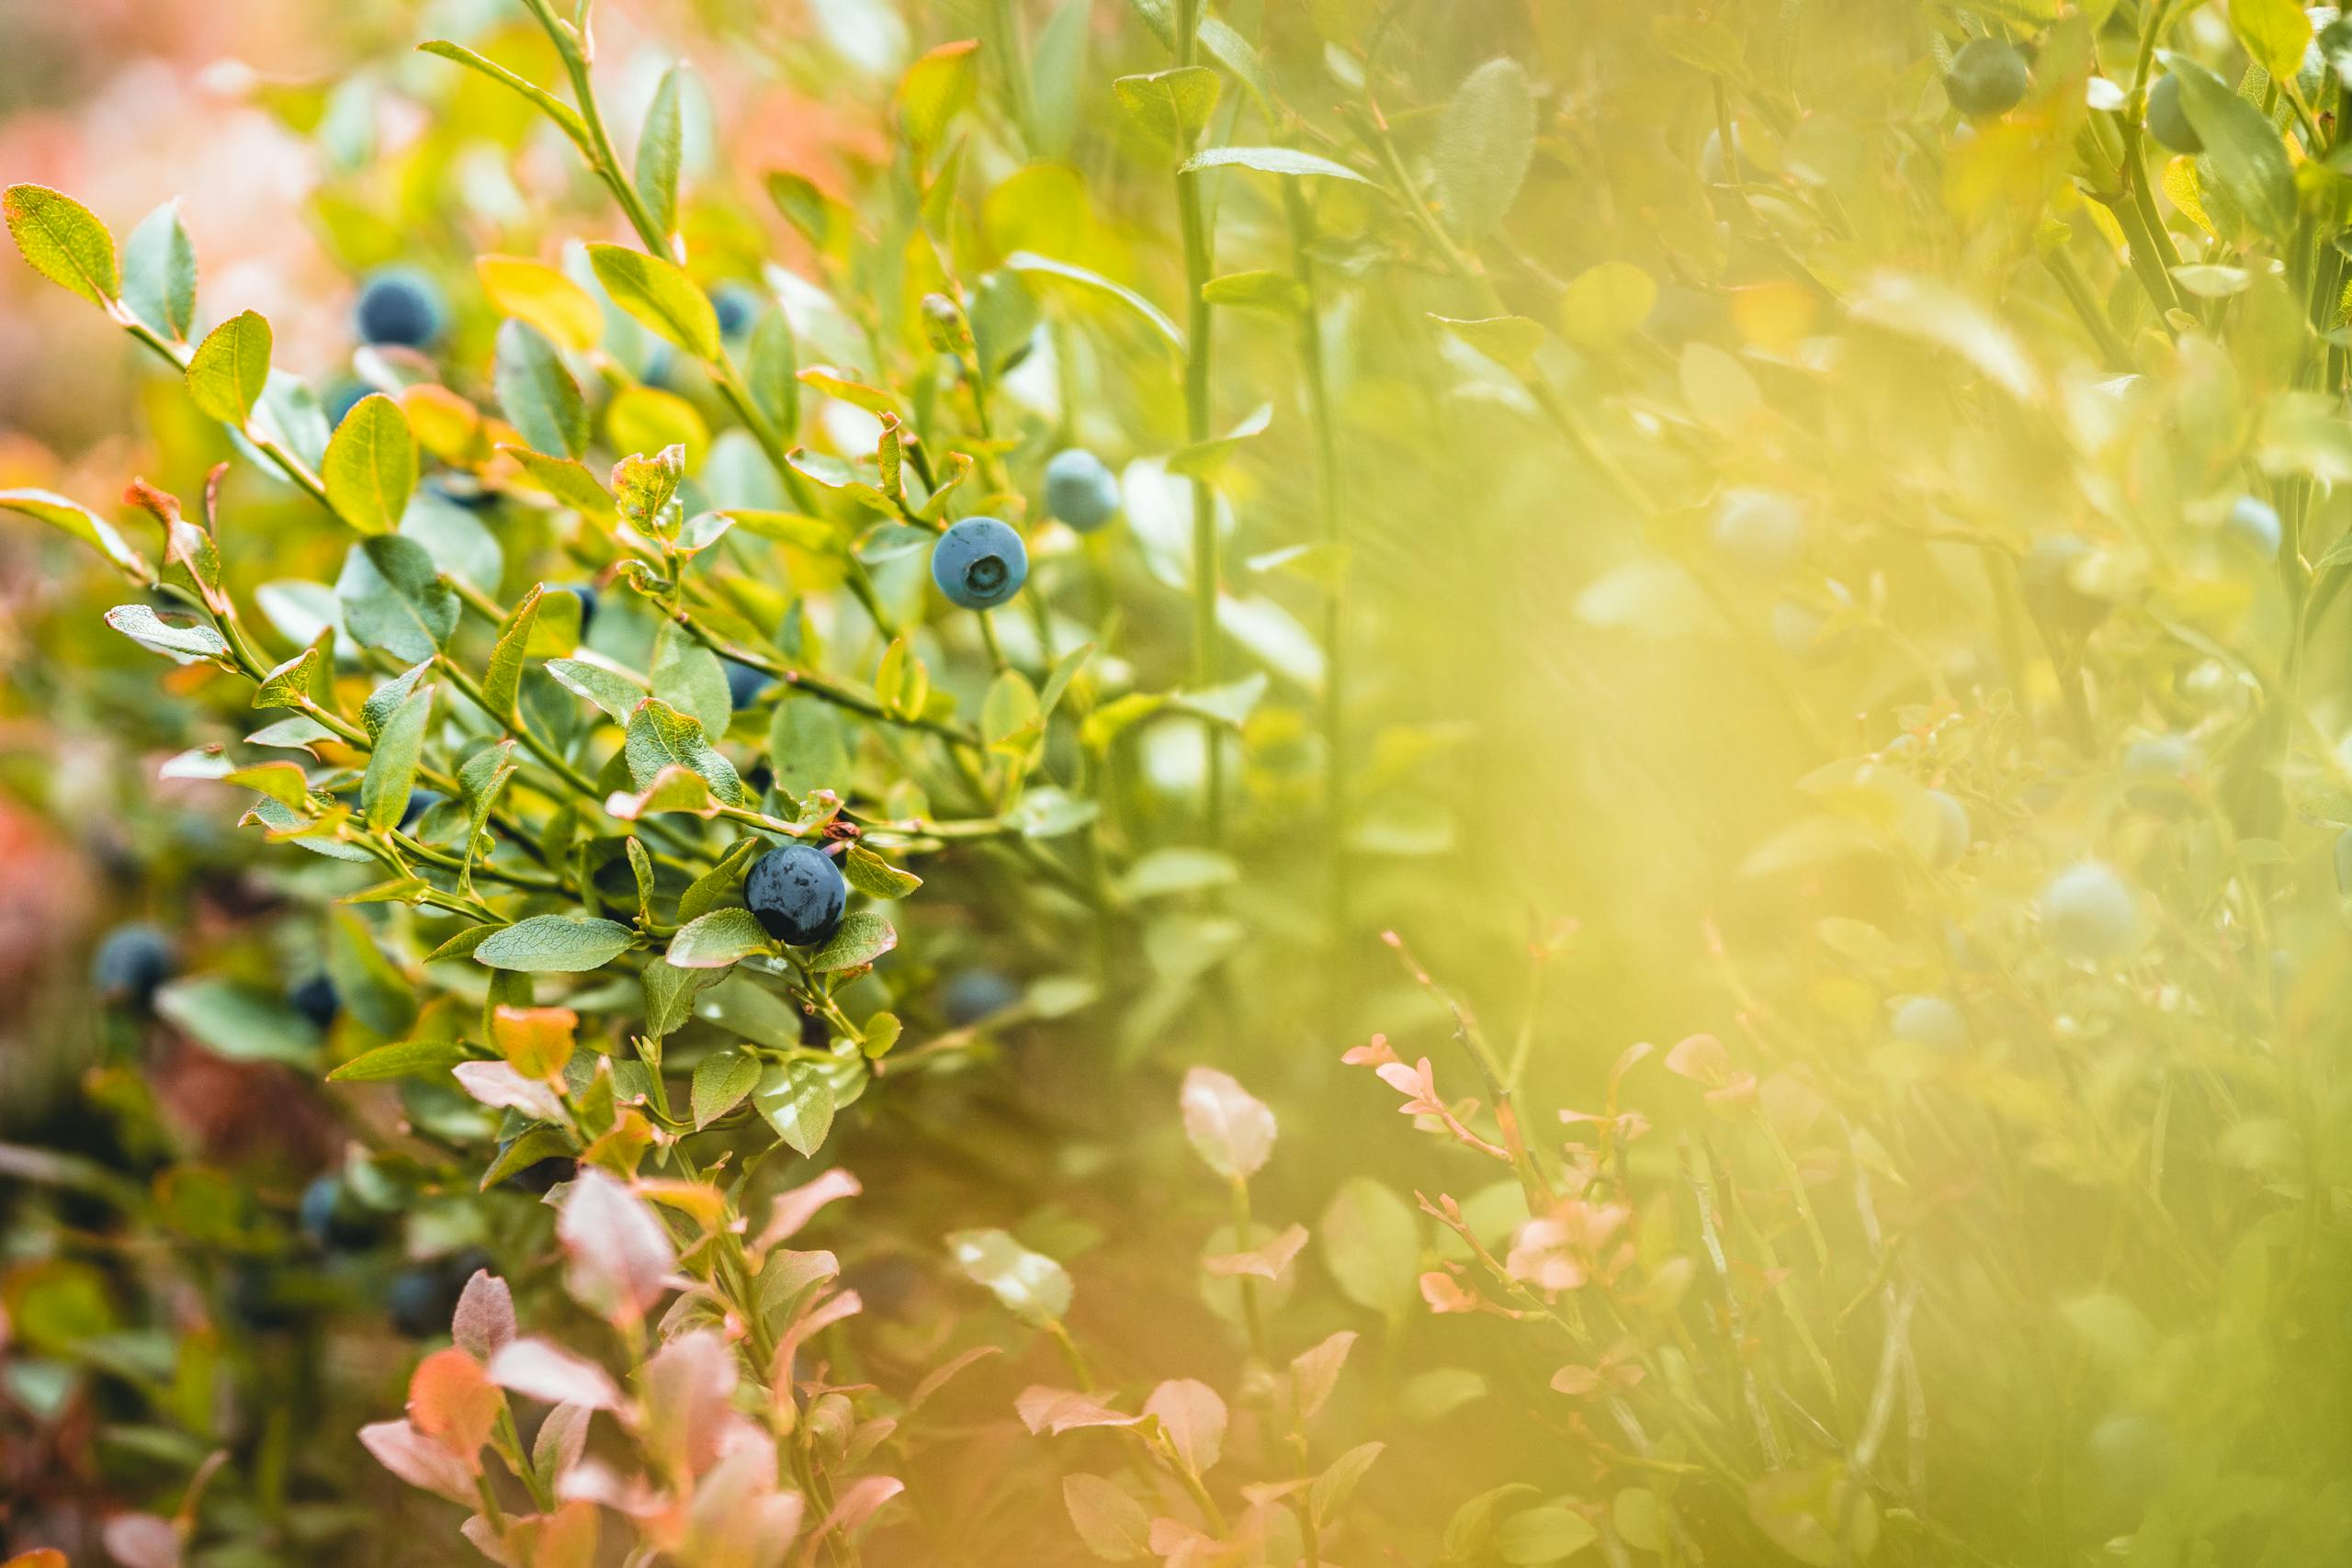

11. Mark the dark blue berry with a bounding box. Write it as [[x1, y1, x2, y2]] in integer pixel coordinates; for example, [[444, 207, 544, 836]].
[[288, 974, 341, 1031], [745, 843, 849, 948], [354, 268, 446, 349], [1043, 449, 1121, 532], [725, 658, 775, 710], [942, 967, 1021, 1026], [389, 1247, 491, 1338], [713, 282, 761, 340], [299, 1172, 384, 1250], [92, 922, 173, 1011], [931, 517, 1028, 611]]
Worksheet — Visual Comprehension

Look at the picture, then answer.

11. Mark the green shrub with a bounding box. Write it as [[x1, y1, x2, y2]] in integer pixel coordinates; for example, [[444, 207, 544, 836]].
[[6, 1, 2352, 1566]]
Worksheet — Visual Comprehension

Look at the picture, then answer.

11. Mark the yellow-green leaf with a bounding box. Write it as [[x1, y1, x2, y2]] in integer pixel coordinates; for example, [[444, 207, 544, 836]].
[[185, 310, 274, 424], [323, 394, 419, 535], [3, 184, 119, 307]]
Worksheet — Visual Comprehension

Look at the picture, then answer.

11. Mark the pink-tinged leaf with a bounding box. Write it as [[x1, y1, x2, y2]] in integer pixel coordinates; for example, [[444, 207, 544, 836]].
[[905, 1344, 1003, 1416], [1204, 1222, 1308, 1280], [558, 1167, 677, 1326], [1340, 1033, 1398, 1067], [451, 1270, 516, 1361], [675, 1431, 804, 1562], [100, 1513, 179, 1568], [1288, 1329, 1358, 1421], [816, 1474, 905, 1541], [458, 1515, 514, 1568], [487, 1338, 624, 1411], [754, 1167, 862, 1252], [1663, 1032, 1729, 1084], [1549, 1364, 1604, 1396], [453, 1059, 567, 1122], [1147, 1516, 1223, 1568], [1144, 1379, 1227, 1476], [359, 1417, 477, 1503], [1063, 1472, 1152, 1562], [409, 1347, 501, 1466], [1310, 1440, 1385, 1526], [1419, 1270, 1481, 1314], [1241, 1478, 1311, 1506], [638, 1328, 737, 1482], [1179, 1066, 1276, 1180], [770, 1287, 862, 1395], [498, 1500, 599, 1568], [1015, 1385, 1142, 1435], [532, 1402, 594, 1490]]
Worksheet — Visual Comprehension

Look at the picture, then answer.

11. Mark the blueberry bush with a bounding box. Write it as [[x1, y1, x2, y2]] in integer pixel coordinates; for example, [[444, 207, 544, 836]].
[[6, 0, 2352, 1564]]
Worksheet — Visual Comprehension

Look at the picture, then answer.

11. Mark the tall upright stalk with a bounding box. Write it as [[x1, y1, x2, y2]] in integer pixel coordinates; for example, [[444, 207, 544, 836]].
[[1174, 0, 1224, 843], [1284, 183, 1347, 943]]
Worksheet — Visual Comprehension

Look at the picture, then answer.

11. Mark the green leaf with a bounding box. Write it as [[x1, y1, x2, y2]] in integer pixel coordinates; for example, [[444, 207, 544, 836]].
[[503, 446, 616, 517], [624, 697, 750, 806], [482, 583, 545, 719], [103, 604, 230, 664], [337, 536, 457, 662], [588, 243, 720, 360], [746, 307, 800, 436], [1113, 67, 1222, 149], [634, 64, 687, 242], [898, 39, 980, 148], [2167, 54, 2297, 244], [481, 1124, 576, 1190], [154, 977, 320, 1065], [1319, 1176, 1421, 1318], [326, 1038, 474, 1082], [0, 489, 147, 577], [3, 184, 119, 307], [1182, 145, 1369, 183], [476, 915, 639, 972], [1430, 313, 1546, 371], [360, 682, 434, 831], [842, 844, 921, 899], [547, 657, 648, 723], [753, 1060, 837, 1156], [644, 958, 722, 1041], [768, 697, 849, 798], [363, 660, 432, 740], [1432, 58, 1536, 237], [652, 622, 730, 738], [947, 1227, 1071, 1325], [1005, 251, 1183, 351], [1496, 1504, 1599, 1564], [2231, 0, 2312, 82], [807, 910, 896, 972], [185, 310, 274, 424], [691, 1047, 762, 1128], [612, 445, 686, 533], [121, 201, 197, 342], [495, 320, 589, 458], [322, 394, 419, 535], [666, 908, 775, 969], [1202, 269, 1308, 313], [416, 40, 594, 157]]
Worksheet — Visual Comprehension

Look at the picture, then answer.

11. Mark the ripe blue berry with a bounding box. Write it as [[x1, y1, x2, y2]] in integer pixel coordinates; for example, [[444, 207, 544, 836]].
[[1711, 488, 1807, 575], [1044, 449, 1122, 532], [289, 974, 341, 1031], [745, 843, 849, 948], [932, 517, 1028, 611], [92, 921, 173, 1010], [1944, 38, 2030, 118], [2039, 861, 2137, 959], [713, 281, 760, 340], [2224, 495, 2281, 558], [299, 1172, 383, 1250], [2146, 73, 2201, 154], [725, 658, 775, 710], [943, 966, 1022, 1026], [1891, 994, 1968, 1052], [354, 267, 446, 349]]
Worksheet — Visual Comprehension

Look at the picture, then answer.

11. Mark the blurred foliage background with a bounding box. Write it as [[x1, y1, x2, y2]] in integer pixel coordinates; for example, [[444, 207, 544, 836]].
[[6, 0, 2352, 1565]]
